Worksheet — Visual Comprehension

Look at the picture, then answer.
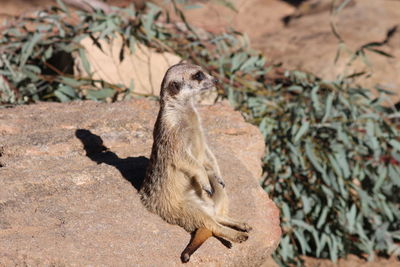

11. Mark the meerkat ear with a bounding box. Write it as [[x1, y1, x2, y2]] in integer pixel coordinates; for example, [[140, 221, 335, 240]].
[[179, 59, 190, 64], [168, 81, 181, 96]]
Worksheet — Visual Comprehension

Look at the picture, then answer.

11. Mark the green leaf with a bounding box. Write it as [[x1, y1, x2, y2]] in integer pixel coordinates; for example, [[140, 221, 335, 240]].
[[142, 2, 161, 39], [287, 85, 303, 94], [301, 195, 312, 214], [317, 207, 329, 229], [322, 93, 334, 122], [240, 56, 259, 71], [328, 153, 342, 178], [305, 140, 328, 181], [311, 85, 321, 112], [328, 235, 339, 262], [293, 120, 309, 143], [380, 199, 394, 222], [389, 139, 400, 151], [23, 64, 41, 74], [388, 164, 400, 186], [335, 147, 350, 179], [279, 236, 292, 261], [281, 202, 291, 221], [44, 46, 53, 60], [291, 183, 301, 198], [292, 219, 314, 232], [373, 165, 387, 192], [231, 53, 247, 73], [54, 90, 70, 102], [79, 48, 91, 75], [19, 33, 42, 68], [57, 85, 77, 98], [294, 229, 310, 254], [87, 88, 115, 100], [318, 233, 329, 257], [60, 77, 86, 87], [55, 0, 69, 13], [346, 204, 357, 233]]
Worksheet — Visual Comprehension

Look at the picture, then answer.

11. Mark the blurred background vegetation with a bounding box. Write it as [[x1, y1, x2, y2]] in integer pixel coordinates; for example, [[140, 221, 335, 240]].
[[0, 0, 399, 266]]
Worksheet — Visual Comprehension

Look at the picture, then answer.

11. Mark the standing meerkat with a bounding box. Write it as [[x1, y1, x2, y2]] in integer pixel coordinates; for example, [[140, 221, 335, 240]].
[[140, 63, 252, 262]]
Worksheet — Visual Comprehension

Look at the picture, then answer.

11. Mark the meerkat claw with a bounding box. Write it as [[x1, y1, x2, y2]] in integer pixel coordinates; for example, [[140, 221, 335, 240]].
[[203, 186, 213, 196], [242, 223, 252, 232], [235, 232, 249, 243]]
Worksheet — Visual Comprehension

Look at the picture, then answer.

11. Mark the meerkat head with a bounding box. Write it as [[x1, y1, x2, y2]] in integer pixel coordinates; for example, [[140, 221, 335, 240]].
[[160, 63, 218, 103]]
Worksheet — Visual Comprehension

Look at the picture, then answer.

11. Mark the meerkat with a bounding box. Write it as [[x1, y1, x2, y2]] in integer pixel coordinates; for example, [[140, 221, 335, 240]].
[[140, 63, 252, 262]]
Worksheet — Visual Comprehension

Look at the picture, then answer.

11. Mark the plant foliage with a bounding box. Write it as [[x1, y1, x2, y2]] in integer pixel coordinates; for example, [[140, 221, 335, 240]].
[[0, 1, 399, 266], [258, 72, 400, 265]]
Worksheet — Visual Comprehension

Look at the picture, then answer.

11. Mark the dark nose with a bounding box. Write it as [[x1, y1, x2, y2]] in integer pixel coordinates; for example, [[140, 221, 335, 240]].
[[213, 78, 219, 84]]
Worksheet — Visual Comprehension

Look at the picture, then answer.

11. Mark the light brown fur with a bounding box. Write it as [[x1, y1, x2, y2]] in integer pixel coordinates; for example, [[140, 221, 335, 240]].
[[140, 63, 251, 262]]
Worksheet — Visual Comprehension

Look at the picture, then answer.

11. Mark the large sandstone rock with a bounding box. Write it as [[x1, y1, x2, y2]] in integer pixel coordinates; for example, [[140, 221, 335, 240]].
[[0, 100, 281, 266], [76, 38, 181, 96]]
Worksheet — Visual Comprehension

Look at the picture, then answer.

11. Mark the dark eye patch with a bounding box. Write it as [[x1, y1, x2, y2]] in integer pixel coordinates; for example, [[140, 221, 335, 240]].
[[192, 71, 205, 82], [168, 81, 181, 96]]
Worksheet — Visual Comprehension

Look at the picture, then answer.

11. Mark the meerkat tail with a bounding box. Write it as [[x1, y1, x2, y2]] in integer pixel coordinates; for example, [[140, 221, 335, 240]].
[[181, 228, 213, 263]]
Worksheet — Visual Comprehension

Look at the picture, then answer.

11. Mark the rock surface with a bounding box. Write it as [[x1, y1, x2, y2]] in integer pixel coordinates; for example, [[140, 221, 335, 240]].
[[0, 99, 281, 266], [76, 38, 181, 97]]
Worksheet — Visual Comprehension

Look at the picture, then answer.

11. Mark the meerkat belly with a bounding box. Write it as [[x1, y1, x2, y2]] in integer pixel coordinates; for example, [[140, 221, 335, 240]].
[[152, 167, 190, 210], [157, 167, 215, 229], [186, 128, 206, 162]]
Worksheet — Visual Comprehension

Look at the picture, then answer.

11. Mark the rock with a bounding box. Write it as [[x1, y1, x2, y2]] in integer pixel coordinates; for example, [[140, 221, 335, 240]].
[[76, 37, 181, 96], [0, 99, 281, 266]]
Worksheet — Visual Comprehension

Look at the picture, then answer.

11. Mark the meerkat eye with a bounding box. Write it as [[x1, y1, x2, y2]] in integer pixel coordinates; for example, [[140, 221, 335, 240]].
[[192, 71, 205, 82]]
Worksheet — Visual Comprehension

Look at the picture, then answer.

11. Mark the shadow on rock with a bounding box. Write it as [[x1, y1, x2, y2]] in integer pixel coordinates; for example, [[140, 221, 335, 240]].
[[75, 129, 148, 191]]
